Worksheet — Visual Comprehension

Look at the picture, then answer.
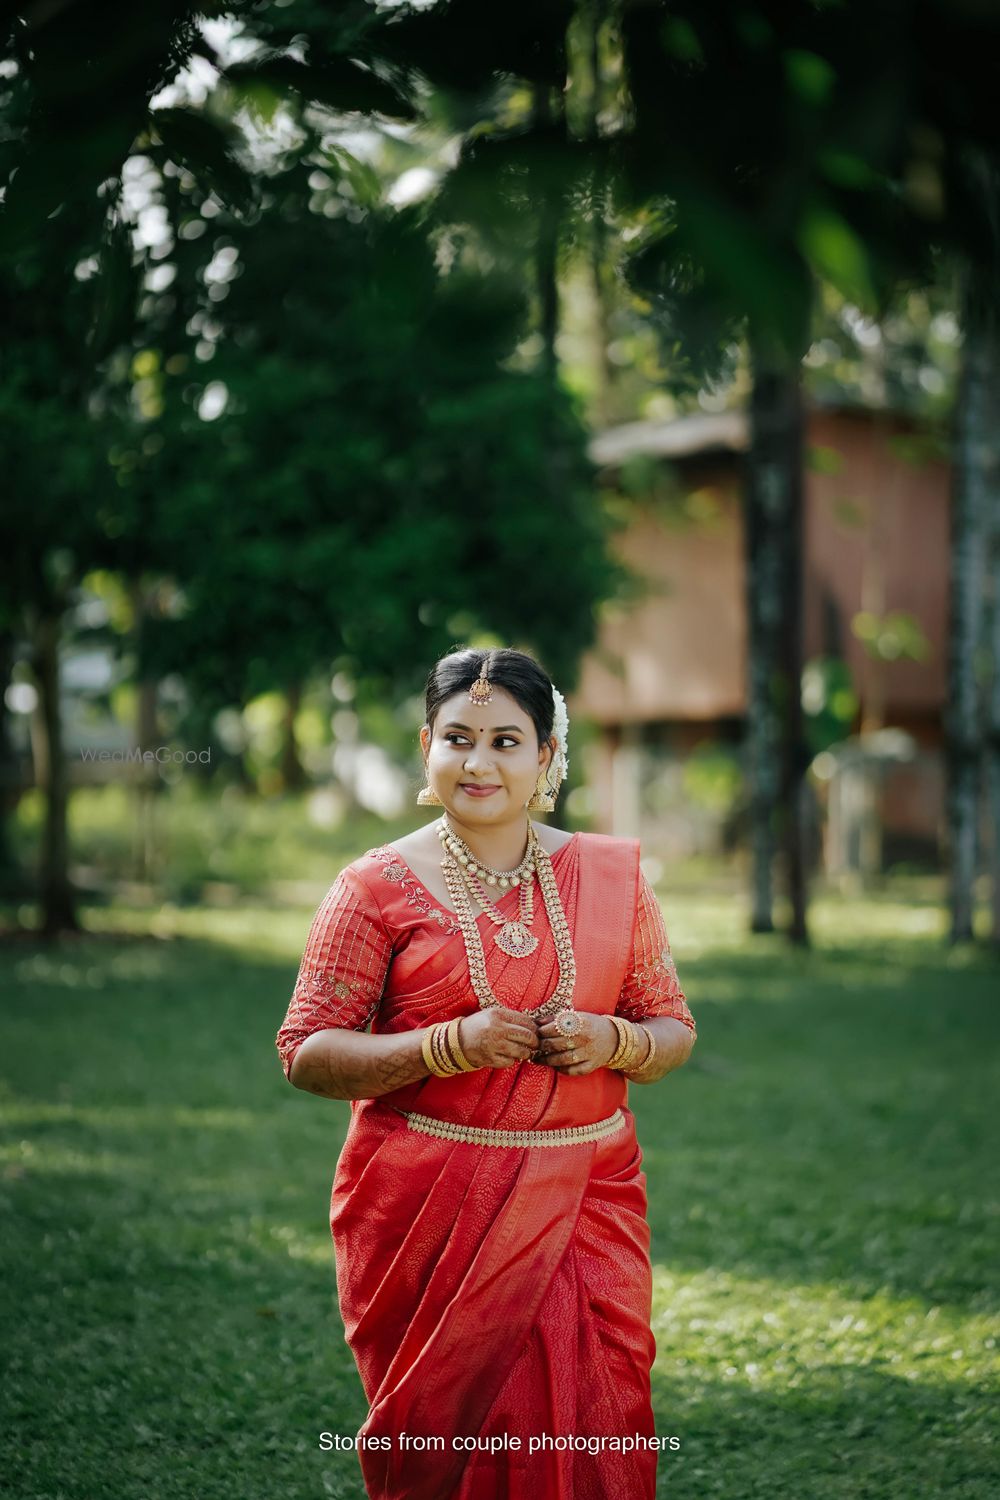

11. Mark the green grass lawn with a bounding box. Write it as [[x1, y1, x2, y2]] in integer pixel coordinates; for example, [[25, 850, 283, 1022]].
[[1, 879, 997, 1499]]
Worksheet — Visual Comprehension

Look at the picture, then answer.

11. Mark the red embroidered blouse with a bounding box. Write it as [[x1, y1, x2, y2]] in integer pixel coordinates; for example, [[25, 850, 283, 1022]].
[[276, 842, 695, 1082]]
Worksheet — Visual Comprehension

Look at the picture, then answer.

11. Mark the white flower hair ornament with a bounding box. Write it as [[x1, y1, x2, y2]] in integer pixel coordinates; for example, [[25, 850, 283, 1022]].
[[550, 685, 570, 788]]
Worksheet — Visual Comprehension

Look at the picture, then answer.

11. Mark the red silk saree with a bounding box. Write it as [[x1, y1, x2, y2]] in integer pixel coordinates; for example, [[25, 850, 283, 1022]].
[[276, 832, 695, 1500]]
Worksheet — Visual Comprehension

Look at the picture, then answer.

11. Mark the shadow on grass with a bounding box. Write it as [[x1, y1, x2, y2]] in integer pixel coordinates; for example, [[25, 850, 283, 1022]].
[[650, 1362, 995, 1499]]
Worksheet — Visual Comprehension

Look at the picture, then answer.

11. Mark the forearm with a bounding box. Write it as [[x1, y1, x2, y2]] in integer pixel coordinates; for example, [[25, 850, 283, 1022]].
[[626, 1016, 696, 1084], [288, 1026, 432, 1100]]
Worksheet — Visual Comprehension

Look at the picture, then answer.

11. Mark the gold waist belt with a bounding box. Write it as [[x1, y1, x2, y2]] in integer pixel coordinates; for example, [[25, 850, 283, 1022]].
[[396, 1106, 626, 1149]]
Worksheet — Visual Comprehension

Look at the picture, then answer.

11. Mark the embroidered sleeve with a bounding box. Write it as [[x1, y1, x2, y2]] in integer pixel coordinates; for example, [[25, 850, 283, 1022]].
[[275, 868, 393, 1081], [615, 872, 696, 1033]]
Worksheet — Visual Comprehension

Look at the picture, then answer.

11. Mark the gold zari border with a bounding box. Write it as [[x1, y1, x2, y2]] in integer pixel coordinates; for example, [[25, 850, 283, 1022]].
[[398, 1107, 625, 1149]]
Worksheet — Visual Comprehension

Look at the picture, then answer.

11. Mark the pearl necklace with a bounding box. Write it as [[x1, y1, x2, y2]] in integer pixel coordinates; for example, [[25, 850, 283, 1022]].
[[437, 817, 535, 888]]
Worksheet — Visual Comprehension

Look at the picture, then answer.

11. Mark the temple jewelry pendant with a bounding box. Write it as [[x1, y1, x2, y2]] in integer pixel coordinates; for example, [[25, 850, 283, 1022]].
[[494, 921, 539, 958]]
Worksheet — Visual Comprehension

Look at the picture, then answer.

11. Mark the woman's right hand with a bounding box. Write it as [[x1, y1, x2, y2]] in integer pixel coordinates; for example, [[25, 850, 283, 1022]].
[[455, 1007, 540, 1070]]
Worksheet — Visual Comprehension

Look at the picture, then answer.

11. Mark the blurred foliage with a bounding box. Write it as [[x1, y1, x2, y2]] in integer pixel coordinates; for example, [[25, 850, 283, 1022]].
[[3, 0, 1000, 936], [681, 741, 744, 816], [852, 611, 931, 667], [0, 0, 631, 737], [122, 165, 624, 705], [801, 656, 860, 757], [617, 0, 1000, 390], [10, 780, 402, 903]]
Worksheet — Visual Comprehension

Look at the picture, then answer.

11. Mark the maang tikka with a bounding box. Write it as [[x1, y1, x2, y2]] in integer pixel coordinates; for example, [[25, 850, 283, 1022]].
[[468, 654, 493, 705]]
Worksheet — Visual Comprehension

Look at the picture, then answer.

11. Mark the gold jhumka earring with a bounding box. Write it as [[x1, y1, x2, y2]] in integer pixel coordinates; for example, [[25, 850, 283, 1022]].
[[527, 768, 557, 812], [416, 748, 442, 805]]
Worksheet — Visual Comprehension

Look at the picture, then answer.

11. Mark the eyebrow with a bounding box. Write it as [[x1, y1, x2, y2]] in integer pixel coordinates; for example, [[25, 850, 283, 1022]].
[[443, 721, 525, 733]]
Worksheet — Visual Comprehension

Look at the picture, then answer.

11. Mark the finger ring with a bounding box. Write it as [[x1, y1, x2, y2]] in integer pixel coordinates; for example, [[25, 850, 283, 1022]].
[[567, 1047, 576, 1061], [555, 1010, 582, 1037]]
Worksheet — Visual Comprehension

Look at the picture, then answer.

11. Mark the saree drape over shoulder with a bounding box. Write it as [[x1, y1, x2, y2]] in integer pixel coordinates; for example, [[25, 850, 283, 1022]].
[[276, 832, 695, 1500]]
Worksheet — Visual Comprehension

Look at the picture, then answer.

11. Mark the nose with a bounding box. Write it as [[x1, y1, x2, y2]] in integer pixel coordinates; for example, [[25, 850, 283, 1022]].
[[462, 741, 496, 776]]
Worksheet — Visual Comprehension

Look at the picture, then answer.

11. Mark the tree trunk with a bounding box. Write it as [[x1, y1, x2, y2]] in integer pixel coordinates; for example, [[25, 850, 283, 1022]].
[[129, 576, 162, 882], [988, 451, 1000, 948], [0, 628, 20, 883], [745, 346, 809, 944], [281, 681, 307, 792], [29, 610, 79, 935], [584, 0, 614, 426], [946, 268, 993, 943], [532, 80, 563, 384]]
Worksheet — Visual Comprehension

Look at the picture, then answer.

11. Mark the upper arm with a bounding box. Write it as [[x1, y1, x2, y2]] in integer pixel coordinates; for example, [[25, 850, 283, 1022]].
[[275, 868, 393, 1083], [615, 871, 696, 1034]]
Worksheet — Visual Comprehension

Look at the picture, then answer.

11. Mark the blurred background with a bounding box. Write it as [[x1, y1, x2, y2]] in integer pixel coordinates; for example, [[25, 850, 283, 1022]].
[[2, 3, 998, 1498]]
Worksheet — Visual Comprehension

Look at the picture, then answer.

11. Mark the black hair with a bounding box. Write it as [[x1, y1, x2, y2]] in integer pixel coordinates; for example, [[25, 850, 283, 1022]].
[[423, 647, 555, 753]]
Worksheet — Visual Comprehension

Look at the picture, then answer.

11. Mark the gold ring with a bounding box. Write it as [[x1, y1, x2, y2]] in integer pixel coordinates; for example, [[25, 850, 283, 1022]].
[[555, 1010, 583, 1036]]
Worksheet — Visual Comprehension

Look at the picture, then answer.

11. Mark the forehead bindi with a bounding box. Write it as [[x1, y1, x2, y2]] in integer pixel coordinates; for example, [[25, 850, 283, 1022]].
[[443, 720, 526, 735], [439, 690, 530, 736]]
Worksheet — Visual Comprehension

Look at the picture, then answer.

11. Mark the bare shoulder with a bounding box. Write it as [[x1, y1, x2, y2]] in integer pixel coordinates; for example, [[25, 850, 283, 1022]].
[[531, 821, 576, 855], [390, 824, 440, 859]]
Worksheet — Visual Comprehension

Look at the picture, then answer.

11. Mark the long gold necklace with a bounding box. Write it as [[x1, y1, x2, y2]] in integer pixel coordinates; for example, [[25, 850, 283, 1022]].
[[438, 817, 577, 1021]]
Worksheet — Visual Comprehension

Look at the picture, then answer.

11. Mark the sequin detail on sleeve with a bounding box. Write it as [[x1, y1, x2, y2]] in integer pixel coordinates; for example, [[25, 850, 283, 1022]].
[[275, 868, 393, 1081], [615, 872, 696, 1033]]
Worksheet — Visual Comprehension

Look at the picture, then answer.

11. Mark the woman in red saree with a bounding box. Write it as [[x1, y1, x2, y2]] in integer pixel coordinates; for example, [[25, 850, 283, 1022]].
[[276, 648, 696, 1500]]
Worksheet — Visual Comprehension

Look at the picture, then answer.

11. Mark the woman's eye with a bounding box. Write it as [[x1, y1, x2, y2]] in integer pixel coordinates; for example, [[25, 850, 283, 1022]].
[[445, 733, 519, 748]]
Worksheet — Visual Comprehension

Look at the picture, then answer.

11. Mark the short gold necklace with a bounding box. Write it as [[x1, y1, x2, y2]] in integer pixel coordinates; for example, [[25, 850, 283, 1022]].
[[439, 817, 577, 1021], [437, 818, 535, 886], [437, 817, 538, 957]]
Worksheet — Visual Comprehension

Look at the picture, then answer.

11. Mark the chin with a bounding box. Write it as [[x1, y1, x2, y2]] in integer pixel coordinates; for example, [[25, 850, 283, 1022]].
[[448, 790, 509, 810]]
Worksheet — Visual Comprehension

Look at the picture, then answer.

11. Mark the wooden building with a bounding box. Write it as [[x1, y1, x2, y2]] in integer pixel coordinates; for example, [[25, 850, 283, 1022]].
[[569, 404, 950, 870]]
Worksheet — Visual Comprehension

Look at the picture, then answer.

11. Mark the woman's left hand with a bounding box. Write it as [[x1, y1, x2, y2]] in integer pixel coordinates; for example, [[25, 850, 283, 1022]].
[[534, 1012, 619, 1075]]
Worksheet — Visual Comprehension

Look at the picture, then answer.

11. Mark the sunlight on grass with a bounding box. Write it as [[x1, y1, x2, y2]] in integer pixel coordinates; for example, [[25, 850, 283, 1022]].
[[246, 1219, 333, 1268], [650, 1265, 997, 1391], [0, 1102, 258, 1132], [1, 1138, 135, 1177]]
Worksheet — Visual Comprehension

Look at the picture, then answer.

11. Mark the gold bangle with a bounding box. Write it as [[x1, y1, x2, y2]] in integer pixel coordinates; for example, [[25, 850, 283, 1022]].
[[608, 1016, 638, 1070], [622, 1020, 644, 1070], [608, 1016, 631, 1069], [431, 1026, 458, 1074], [421, 1029, 443, 1077], [439, 1021, 464, 1075], [431, 1022, 460, 1076], [624, 1024, 658, 1079], [447, 1016, 477, 1072], [606, 1016, 625, 1067]]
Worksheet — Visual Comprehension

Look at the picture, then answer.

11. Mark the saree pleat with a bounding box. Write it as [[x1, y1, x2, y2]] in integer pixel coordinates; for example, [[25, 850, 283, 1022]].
[[276, 831, 696, 1499], [449, 1124, 658, 1500]]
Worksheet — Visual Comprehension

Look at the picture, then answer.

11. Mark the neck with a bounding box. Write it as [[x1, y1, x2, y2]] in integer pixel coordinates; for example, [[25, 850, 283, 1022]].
[[444, 812, 533, 871]]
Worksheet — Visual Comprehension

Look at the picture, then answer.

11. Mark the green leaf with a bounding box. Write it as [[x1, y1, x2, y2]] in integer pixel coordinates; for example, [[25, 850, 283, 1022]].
[[223, 56, 416, 122], [151, 108, 255, 217], [783, 49, 836, 106], [88, 216, 138, 359], [798, 206, 876, 312]]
